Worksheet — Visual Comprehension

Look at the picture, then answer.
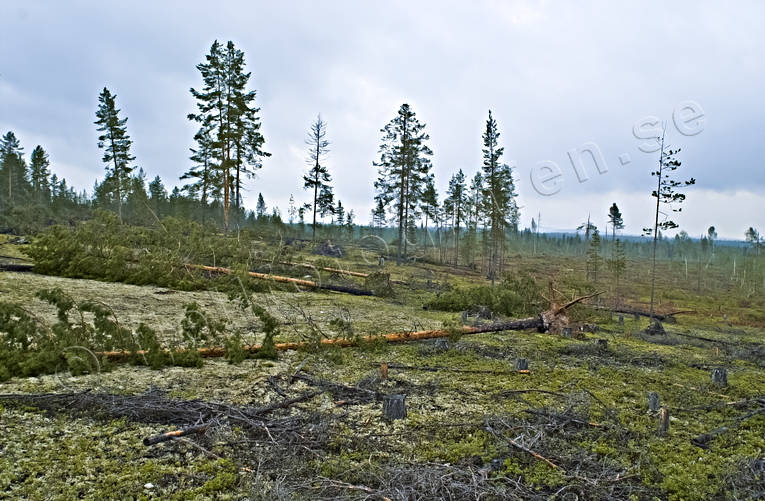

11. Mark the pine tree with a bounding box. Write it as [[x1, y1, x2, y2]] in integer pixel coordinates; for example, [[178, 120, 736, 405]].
[[0, 131, 30, 207], [182, 125, 219, 205], [371, 197, 386, 231], [29, 145, 51, 204], [644, 127, 695, 320], [421, 174, 438, 234], [335, 200, 345, 228], [606, 238, 627, 307], [464, 171, 484, 267], [586, 228, 602, 283], [608, 203, 624, 241], [444, 169, 467, 266], [189, 40, 268, 230], [94, 87, 135, 222], [303, 114, 333, 241], [481, 110, 516, 284], [373, 103, 432, 265]]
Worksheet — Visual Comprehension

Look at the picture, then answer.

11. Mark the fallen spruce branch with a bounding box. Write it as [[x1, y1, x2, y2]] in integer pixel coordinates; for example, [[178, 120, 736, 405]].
[[691, 405, 765, 449], [186, 264, 374, 296]]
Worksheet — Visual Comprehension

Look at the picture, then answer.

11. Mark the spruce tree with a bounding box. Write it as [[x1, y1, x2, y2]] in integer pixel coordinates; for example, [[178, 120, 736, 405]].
[[94, 87, 135, 222], [607, 238, 627, 307], [586, 228, 602, 283], [256, 193, 267, 219], [29, 145, 51, 204], [303, 114, 333, 241], [373, 103, 432, 265]]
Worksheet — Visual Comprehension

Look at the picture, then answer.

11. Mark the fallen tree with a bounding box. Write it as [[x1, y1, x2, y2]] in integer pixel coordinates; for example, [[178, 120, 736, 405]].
[[592, 305, 695, 321], [99, 290, 603, 361], [186, 264, 373, 296]]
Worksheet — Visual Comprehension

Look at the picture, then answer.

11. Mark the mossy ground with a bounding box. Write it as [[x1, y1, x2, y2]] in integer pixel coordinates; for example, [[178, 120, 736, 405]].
[[1, 246, 763, 499]]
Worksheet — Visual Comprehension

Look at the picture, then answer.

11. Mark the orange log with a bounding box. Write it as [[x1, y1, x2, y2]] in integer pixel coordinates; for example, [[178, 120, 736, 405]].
[[99, 317, 542, 361]]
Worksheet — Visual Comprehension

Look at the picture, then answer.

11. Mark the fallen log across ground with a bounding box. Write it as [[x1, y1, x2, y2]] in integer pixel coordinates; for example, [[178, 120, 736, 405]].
[[592, 305, 695, 321], [99, 291, 603, 361], [255, 258, 369, 278], [186, 264, 374, 296], [0, 262, 34, 272]]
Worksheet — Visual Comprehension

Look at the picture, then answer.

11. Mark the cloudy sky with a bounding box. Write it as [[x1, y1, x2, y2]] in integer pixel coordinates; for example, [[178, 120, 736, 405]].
[[1, 1, 763, 239]]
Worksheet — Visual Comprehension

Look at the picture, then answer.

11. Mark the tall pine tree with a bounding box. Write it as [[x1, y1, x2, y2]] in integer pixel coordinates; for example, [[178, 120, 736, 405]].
[[303, 114, 333, 241], [444, 169, 467, 266], [94, 87, 135, 221], [373, 103, 432, 265]]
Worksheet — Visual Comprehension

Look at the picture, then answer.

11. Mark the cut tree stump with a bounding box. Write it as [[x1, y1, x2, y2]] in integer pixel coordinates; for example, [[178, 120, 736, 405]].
[[618, 315, 624, 326], [383, 394, 407, 420], [648, 392, 660, 412], [434, 338, 450, 351], [658, 407, 670, 436], [380, 363, 388, 380], [562, 327, 572, 338], [645, 320, 666, 335], [515, 358, 529, 371], [711, 368, 728, 387], [597, 339, 609, 350]]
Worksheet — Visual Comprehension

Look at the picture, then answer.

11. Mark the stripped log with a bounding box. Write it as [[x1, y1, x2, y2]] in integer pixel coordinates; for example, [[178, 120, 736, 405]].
[[186, 264, 373, 296]]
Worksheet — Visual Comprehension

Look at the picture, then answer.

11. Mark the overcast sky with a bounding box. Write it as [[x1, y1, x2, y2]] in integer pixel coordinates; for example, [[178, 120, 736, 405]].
[[1, 1, 763, 239]]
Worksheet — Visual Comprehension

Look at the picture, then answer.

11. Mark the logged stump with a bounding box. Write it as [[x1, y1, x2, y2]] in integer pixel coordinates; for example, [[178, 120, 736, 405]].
[[562, 327, 572, 338], [645, 320, 666, 335], [648, 392, 660, 412], [383, 394, 407, 421], [434, 338, 450, 352], [658, 407, 670, 436], [380, 362, 389, 380], [618, 315, 624, 326], [597, 339, 609, 351], [711, 368, 728, 387], [515, 358, 529, 371]]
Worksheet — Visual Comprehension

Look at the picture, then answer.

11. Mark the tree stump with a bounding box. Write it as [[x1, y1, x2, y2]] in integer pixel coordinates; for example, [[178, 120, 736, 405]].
[[383, 394, 406, 420], [434, 338, 450, 351], [380, 362, 388, 380], [711, 368, 728, 387], [562, 327, 572, 338], [618, 315, 624, 326], [658, 407, 670, 436], [645, 320, 665, 335], [647, 391, 660, 412], [597, 339, 609, 351], [633, 313, 640, 321], [515, 358, 529, 371]]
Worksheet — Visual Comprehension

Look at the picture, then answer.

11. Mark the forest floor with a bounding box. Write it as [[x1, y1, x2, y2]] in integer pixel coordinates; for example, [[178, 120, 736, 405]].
[[1, 242, 764, 500]]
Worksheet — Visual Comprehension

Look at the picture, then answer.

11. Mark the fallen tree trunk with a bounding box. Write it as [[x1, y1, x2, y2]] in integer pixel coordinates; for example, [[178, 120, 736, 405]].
[[0, 263, 34, 272], [186, 264, 373, 296], [256, 259, 369, 278], [592, 305, 695, 321], [100, 292, 602, 361]]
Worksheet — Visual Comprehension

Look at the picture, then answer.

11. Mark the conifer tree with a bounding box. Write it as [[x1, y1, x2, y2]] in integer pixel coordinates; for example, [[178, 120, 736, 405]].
[[608, 203, 624, 241], [444, 169, 467, 266], [29, 145, 51, 204], [481, 110, 517, 284], [373, 103, 432, 265], [644, 127, 695, 320], [189, 40, 268, 230], [182, 125, 219, 205], [94, 87, 135, 222], [607, 238, 627, 306], [371, 197, 386, 231], [0, 132, 29, 208], [303, 114, 333, 241], [421, 174, 438, 233], [256, 193, 267, 219], [586, 227, 602, 283]]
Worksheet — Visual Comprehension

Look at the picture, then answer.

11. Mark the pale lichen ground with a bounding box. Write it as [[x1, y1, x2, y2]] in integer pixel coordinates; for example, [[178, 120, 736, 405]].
[[1, 267, 764, 500]]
